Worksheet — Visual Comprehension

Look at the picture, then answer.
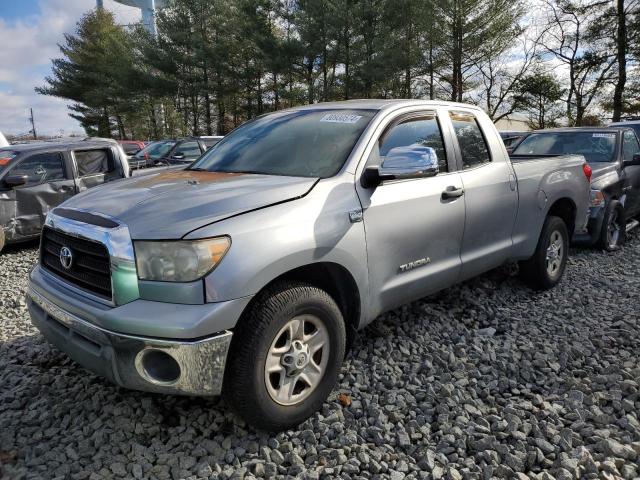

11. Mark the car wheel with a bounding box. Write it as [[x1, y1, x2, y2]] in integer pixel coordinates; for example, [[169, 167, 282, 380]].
[[597, 200, 625, 251], [223, 281, 346, 431], [519, 215, 569, 290]]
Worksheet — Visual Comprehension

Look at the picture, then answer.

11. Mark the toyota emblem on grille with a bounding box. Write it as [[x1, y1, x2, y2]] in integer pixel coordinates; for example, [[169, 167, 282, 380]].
[[59, 246, 74, 270]]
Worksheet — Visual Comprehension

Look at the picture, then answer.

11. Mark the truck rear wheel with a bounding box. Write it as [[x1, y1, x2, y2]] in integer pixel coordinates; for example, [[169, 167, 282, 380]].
[[597, 200, 625, 251], [519, 215, 568, 290], [223, 281, 346, 431]]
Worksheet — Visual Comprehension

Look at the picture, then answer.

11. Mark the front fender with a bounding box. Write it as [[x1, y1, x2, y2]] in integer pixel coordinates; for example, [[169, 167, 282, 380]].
[[188, 177, 370, 326]]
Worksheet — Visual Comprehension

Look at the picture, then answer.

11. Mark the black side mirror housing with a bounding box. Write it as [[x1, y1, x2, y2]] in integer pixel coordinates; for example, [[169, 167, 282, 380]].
[[624, 153, 640, 167], [3, 174, 28, 188]]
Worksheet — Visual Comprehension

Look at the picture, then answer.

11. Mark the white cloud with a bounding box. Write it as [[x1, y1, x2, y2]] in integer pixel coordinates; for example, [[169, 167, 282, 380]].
[[0, 0, 141, 136]]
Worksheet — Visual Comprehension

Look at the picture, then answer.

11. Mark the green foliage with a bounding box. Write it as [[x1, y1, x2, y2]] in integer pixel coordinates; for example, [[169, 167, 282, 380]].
[[515, 71, 565, 129], [37, 0, 592, 138]]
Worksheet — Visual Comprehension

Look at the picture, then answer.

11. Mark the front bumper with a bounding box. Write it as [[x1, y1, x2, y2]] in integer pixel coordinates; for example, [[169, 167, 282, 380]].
[[572, 206, 605, 246], [27, 285, 232, 396]]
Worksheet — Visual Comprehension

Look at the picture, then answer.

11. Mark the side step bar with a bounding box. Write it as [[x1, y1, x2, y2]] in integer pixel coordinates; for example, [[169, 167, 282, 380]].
[[626, 219, 640, 233]]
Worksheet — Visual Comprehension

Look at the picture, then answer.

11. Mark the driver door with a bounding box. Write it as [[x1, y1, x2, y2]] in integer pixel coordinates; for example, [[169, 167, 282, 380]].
[[1, 152, 75, 239], [357, 111, 465, 317], [621, 130, 640, 216]]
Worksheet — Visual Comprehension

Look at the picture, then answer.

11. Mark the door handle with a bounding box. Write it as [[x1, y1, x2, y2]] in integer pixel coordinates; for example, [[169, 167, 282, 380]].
[[442, 186, 464, 199]]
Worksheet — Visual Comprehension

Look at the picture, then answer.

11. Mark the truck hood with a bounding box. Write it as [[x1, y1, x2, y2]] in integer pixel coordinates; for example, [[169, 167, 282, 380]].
[[59, 170, 318, 239], [589, 162, 620, 189]]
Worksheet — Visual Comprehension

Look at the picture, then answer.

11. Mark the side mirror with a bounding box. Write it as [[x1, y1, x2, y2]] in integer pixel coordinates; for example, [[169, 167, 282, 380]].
[[172, 153, 185, 160], [3, 174, 28, 188], [362, 145, 439, 188], [624, 153, 640, 167]]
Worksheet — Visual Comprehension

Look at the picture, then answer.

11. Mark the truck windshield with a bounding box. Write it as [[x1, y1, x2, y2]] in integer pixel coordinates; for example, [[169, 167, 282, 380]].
[[189, 109, 376, 178], [134, 141, 176, 160], [513, 131, 616, 163]]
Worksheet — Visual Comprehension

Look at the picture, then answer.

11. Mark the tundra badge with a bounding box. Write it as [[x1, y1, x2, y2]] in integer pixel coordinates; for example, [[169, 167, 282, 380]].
[[399, 258, 431, 273]]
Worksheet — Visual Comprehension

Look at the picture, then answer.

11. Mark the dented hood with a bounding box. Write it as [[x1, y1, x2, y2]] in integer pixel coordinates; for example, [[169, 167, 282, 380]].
[[59, 169, 317, 239]]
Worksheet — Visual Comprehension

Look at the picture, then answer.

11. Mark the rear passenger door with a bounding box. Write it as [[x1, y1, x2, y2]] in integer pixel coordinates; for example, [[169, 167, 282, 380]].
[[448, 111, 519, 281], [72, 148, 118, 192], [1, 152, 75, 238], [621, 130, 640, 216]]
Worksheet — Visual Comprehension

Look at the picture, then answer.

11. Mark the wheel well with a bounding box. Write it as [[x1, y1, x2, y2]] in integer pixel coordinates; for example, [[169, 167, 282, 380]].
[[548, 198, 577, 237], [247, 263, 361, 352]]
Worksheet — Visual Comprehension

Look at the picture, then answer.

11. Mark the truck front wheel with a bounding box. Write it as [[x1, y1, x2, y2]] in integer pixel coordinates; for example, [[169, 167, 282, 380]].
[[519, 215, 569, 290], [223, 281, 346, 431], [597, 200, 625, 251]]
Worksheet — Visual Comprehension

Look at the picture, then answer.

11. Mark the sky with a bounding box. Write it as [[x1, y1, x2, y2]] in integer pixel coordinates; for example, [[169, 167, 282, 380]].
[[0, 0, 142, 137]]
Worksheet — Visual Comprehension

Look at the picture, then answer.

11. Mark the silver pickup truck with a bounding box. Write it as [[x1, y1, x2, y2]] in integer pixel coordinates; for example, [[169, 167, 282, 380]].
[[27, 100, 590, 430]]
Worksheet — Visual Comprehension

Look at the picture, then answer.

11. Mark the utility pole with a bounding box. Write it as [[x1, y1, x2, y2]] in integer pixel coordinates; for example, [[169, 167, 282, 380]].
[[29, 108, 37, 140]]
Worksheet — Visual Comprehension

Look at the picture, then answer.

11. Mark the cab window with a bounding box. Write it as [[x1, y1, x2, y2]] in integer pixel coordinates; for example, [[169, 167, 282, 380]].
[[449, 112, 491, 169], [174, 141, 202, 159], [7, 152, 66, 186], [74, 149, 113, 176], [378, 115, 448, 173], [622, 130, 640, 162]]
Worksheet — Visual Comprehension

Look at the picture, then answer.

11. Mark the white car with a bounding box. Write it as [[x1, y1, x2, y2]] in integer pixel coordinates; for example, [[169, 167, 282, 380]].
[[0, 132, 8, 148]]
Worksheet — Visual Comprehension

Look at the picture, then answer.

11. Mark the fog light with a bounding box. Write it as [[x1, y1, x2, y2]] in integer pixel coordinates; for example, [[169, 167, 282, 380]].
[[138, 349, 181, 384]]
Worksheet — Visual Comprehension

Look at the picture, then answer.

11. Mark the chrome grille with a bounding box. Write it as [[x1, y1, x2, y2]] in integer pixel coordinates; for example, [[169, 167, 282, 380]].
[[41, 227, 112, 300]]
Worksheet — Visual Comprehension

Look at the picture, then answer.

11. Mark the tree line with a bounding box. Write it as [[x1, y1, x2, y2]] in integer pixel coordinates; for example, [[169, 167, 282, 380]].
[[38, 0, 640, 139]]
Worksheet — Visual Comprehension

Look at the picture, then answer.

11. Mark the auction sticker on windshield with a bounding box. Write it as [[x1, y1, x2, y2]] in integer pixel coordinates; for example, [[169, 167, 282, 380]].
[[592, 133, 616, 138], [320, 113, 363, 124]]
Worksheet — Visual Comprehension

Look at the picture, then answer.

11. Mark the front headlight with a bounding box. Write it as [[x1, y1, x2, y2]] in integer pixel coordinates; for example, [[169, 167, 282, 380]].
[[134, 237, 230, 282], [590, 189, 605, 207]]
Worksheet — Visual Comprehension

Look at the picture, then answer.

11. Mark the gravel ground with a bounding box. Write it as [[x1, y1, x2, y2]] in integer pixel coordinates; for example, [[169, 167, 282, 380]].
[[1, 233, 639, 480]]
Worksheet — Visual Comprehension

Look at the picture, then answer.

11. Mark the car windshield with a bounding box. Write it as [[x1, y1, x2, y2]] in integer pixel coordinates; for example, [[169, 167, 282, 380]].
[[134, 141, 176, 159], [189, 109, 376, 178], [513, 131, 617, 163]]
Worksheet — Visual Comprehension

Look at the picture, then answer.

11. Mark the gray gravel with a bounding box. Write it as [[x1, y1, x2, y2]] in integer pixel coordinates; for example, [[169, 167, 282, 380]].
[[1, 233, 639, 480]]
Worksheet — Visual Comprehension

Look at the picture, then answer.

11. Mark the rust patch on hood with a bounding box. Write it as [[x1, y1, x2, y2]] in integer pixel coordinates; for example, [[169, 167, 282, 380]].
[[132, 170, 243, 188]]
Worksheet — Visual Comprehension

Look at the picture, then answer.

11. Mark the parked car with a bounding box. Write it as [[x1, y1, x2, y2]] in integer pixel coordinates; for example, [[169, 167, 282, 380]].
[[511, 127, 640, 250], [118, 140, 146, 158], [0, 139, 130, 252], [499, 130, 529, 152], [27, 100, 590, 431], [0, 131, 8, 147], [130, 136, 223, 169]]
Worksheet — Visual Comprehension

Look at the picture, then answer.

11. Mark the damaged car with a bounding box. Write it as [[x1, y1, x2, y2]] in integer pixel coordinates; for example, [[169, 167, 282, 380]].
[[0, 139, 130, 252]]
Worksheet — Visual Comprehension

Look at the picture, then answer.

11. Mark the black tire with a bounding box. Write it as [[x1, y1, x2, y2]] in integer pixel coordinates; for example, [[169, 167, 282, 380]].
[[223, 281, 346, 431], [597, 199, 626, 251], [519, 215, 569, 290]]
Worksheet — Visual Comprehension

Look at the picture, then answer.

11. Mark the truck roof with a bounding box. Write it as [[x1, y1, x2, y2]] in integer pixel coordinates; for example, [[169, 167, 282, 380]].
[[284, 99, 483, 112], [531, 127, 628, 134], [0, 139, 118, 154]]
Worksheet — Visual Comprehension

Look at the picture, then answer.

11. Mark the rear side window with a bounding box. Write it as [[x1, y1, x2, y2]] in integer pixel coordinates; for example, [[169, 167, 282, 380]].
[[8, 152, 66, 186], [174, 141, 202, 159], [622, 131, 640, 162], [0, 150, 18, 168], [449, 112, 491, 169], [74, 149, 112, 176], [379, 115, 448, 173]]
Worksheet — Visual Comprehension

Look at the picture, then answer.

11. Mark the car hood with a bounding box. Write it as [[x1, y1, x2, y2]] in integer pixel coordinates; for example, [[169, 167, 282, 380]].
[[589, 162, 620, 189], [59, 170, 318, 239]]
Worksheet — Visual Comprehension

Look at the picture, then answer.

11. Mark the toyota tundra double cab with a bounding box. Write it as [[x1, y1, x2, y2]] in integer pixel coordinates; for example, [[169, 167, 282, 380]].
[[27, 100, 591, 430]]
